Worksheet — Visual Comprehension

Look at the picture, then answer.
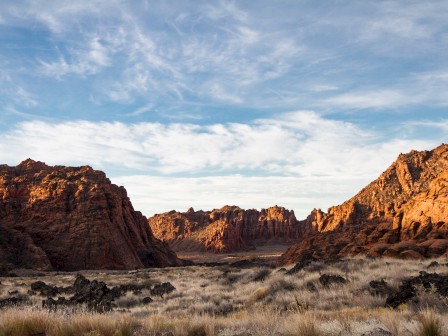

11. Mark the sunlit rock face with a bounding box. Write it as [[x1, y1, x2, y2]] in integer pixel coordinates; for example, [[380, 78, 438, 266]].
[[280, 144, 448, 264], [149, 205, 301, 252], [0, 159, 184, 271]]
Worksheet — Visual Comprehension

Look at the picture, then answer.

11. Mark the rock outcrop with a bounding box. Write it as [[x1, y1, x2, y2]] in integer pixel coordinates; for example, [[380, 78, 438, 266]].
[[150, 145, 448, 259], [0, 159, 184, 271], [279, 144, 448, 264], [149, 205, 300, 252]]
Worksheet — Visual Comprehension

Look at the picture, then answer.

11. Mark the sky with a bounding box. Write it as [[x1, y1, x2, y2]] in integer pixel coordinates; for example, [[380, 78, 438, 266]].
[[0, 0, 447, 218]]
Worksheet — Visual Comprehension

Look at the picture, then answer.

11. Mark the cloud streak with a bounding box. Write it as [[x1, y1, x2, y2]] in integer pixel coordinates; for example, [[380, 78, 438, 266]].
[[1, 111, 437, 176], [1, 0, 448, 117], [0, 1, 447, 216], [40, 36, 111, 78], [0, 111, 439, 217]]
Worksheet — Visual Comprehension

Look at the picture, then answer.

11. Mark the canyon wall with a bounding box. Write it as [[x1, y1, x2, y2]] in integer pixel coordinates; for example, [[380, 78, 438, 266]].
[[149, 205, 300, 252]]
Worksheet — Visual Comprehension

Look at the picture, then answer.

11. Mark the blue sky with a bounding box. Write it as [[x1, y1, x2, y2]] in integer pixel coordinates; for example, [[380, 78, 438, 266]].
[[0, 1, 447, 217]]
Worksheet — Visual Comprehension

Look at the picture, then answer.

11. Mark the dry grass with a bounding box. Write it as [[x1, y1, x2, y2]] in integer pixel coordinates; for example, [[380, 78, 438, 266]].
[[0, 309, 135, 336], [417, 308, 444, 336], [0, 257, 447, 335]]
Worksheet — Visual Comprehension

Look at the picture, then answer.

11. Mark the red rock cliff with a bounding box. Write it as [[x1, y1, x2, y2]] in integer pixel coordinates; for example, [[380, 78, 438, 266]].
[[279, 144, 448, 264], [149, 205, 299, 252], [0, 159, 184, 271]]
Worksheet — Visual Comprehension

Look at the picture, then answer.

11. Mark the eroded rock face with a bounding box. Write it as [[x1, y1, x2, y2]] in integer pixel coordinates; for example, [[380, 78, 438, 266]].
[[149, 205, 300, 252], [0, 159, 184, 270], [280, 144, 448, 264]]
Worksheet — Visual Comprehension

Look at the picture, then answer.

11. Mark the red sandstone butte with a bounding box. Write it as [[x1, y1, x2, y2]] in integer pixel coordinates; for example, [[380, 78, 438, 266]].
[[0, 159, 185, 271]]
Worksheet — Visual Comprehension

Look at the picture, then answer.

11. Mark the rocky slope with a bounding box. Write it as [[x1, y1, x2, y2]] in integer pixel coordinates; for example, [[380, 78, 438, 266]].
[[279, 144, 448, 264], [149, 145, 448, 261], [0, 159, 184, 271], [149, 205, 300, 252]]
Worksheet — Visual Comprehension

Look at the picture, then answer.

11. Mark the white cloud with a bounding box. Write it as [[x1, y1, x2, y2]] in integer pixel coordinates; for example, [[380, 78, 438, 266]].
[[324, 90, 417, 109], [416, 71, 448, 82], [0, 71, 38, 112], [112, 174, 367, 219], [0, 111, 436, 177], [310, 85, 339, 92], [31, 1, 303, 107], [403, 119, 448, 133], [14, 87, 38, 107], [126, 103, 154, 117], [8, 1, 124, 34], [208, 83, 243, 104], [40, 36, 111, 78], [362, 16, 430, 41], [2, 0, 448, 113], [237, 26, 260, 44], [203, 1, 248, 23], [0, 111, 439, 217]]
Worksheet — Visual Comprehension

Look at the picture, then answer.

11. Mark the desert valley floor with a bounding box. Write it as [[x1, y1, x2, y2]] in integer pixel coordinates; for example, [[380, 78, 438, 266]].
[[1, 256, 448, 336]]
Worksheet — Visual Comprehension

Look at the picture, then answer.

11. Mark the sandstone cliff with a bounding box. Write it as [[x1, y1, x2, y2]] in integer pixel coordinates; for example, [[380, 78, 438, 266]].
[[0, 159, 184, 271], [149, 205, 299, 252], [149, 144, 448, 261], [279, 144, 448, 264]]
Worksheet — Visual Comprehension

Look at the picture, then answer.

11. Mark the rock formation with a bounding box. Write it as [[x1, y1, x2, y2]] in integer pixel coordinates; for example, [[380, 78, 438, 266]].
[[149, 144, 448, 261], [0, 159, 184, 271], [279, 144, 448, 264], [149, 205, 300, 252]]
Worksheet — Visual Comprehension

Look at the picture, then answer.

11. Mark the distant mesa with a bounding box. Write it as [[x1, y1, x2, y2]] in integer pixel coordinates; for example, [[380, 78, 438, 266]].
[[0, 160, 186, 271], [148, 205, 301, 252]]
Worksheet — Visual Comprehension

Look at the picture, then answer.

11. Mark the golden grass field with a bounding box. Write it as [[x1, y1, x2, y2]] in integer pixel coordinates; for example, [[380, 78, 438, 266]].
[[0, 257, 447, 336]]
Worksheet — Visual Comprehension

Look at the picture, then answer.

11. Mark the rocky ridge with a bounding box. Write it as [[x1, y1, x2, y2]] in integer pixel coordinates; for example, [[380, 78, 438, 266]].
[[0, 159, 184, 271], [149, 205, 300, 252], [279, 144, 448, 264], [149, 144, 448, 262]]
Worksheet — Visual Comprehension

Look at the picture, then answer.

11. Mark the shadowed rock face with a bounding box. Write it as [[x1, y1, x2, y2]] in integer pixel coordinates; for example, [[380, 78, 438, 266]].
[[0, 159, 184, 271], [279, 144, 448, 264], [149, 205, 300, 252]]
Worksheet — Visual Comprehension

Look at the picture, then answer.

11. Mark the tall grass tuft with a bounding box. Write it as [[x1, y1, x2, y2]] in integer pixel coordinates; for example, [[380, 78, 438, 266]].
[[418, 309, 443, 336], [282, 312, 321, 336], [0, 309, 50, 336]]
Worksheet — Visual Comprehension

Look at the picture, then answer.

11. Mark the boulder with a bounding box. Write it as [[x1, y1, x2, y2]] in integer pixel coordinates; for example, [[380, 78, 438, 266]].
[[150, 282, 176, 298], [385, 271, 448, 308], [319, 274, 347, 287]]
